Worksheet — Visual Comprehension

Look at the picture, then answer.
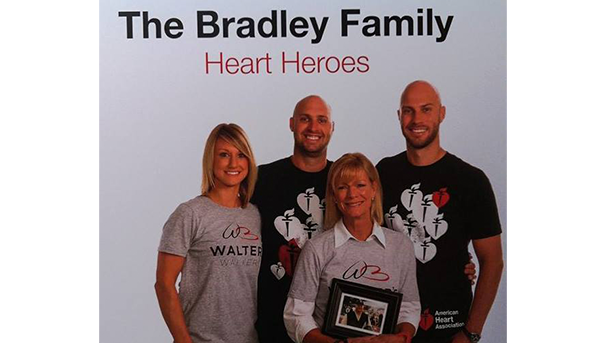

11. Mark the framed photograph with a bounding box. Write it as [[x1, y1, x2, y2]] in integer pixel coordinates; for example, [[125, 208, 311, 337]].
[[323, 279, 403, 338]]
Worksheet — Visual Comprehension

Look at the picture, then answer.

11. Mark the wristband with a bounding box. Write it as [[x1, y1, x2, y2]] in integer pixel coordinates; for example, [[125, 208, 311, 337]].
[[462, 327, 481, 342]]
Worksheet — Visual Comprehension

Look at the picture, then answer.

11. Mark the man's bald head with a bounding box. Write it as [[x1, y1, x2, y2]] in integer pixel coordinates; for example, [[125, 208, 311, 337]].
[[397, 80, 446, 152], [400, 80, 442, 108], [293, 95, 332, 118], [290, 95, 334, 159]]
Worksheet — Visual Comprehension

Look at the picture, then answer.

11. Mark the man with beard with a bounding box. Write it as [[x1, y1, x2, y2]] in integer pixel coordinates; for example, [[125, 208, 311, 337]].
[[253, 95, 334, 343], [377, 81, 503, 343]]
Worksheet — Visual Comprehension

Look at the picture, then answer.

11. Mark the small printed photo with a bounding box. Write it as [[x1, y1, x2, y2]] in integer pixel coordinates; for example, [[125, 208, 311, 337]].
[[335, 293, 388, 335]]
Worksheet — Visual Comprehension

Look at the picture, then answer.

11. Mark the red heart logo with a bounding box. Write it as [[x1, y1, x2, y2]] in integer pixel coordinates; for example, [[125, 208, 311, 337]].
[[278, 239, 301, 277], [418, 308, 434, 331], [432, 188, 450, 208]]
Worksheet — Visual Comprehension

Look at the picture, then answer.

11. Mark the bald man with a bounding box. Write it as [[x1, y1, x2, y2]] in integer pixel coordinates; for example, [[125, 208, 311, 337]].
[[377, 81, 504, 343], [253, 95, 335, 343]]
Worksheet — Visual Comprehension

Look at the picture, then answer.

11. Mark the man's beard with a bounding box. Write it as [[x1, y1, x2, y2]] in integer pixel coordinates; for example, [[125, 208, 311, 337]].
[[405, 127, 439, 149], [295, 141, 327, 157]]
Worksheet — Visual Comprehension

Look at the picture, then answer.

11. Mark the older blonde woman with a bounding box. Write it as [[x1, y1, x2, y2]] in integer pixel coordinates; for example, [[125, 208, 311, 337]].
[[284, 153, 420, 343], [155, 123, 261, 343]]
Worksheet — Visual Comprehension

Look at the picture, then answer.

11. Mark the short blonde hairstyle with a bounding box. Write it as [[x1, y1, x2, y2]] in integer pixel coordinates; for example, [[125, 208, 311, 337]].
[[324, 153, 384, 229], [201, 123, 257, 207]]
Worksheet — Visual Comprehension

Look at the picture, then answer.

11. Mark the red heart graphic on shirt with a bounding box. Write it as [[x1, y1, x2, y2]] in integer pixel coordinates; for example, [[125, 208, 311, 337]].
[[432, 188, 450, 208], [418, 308, 434, 331], [278, 239, 301, 277]]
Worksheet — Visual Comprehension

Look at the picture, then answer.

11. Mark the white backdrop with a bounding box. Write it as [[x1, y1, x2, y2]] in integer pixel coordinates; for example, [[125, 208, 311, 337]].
[[100, 0, 506, 342]]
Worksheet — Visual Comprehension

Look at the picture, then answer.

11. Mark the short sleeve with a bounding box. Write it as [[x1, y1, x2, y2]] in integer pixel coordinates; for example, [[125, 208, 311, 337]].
[[397, 236, 421, 329], [466, 171, 502, 240], [288, 240, 323, 302], [285, 240, 324, 342], [158, 203, 196, 257]]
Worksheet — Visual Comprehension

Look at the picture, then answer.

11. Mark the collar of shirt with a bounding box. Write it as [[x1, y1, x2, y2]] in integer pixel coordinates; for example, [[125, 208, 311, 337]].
[[333, 219, 386, 249]]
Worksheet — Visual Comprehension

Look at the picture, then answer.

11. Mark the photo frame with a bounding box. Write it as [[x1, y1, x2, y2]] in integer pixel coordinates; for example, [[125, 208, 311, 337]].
[[323, 279, 403, 338]]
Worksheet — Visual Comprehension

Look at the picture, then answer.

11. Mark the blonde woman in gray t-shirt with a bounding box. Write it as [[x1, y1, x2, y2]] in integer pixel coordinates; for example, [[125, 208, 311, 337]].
[[285, 152, 421, 343], [155, 123, 262, 343]]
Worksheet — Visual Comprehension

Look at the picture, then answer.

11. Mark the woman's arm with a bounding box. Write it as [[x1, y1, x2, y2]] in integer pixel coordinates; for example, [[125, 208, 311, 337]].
[[392, 322, 415, 343], [297, 324, 413, 343], [286, 296, 415, 343], [302, 329, 377, 343], [284, 238, 327, 343], [302, 328, 344, 343], [154, 252, 192, 343]]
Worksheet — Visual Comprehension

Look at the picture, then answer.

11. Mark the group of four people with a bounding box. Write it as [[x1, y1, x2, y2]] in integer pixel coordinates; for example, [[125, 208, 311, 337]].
[[155, 80, 504, 343]]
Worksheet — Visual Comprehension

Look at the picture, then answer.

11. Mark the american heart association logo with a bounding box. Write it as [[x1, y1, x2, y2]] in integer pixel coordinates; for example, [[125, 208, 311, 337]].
[[384, 205, 405, 233], [419, 308, 434, 331], [432, 188, 450, 208], [296, 187, 321, 214], [401, 183, 422, 211], [274, 208, 304, 241], [427, 213, 448, 240], [270, 262, 285, 280], [414, 239, 437, 263], [296, 187, 325, 228], [278, 239, 301, 277]]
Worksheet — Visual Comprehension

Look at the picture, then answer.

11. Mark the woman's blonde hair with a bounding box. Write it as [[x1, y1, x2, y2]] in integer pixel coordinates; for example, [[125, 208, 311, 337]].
[[201, 123, 257, 207], [324, 152, 384, 229]]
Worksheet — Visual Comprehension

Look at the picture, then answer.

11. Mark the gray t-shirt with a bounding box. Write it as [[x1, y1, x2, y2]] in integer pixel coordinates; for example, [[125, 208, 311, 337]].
[[159, 196, 262, 343], [288, 221, 420, 333]]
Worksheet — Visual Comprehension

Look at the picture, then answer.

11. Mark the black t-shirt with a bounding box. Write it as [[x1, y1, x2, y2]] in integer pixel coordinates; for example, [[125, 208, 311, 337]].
[[252, 157, 332, 343], [376, 152, 501, 342], [346, 311, 370, 329]]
